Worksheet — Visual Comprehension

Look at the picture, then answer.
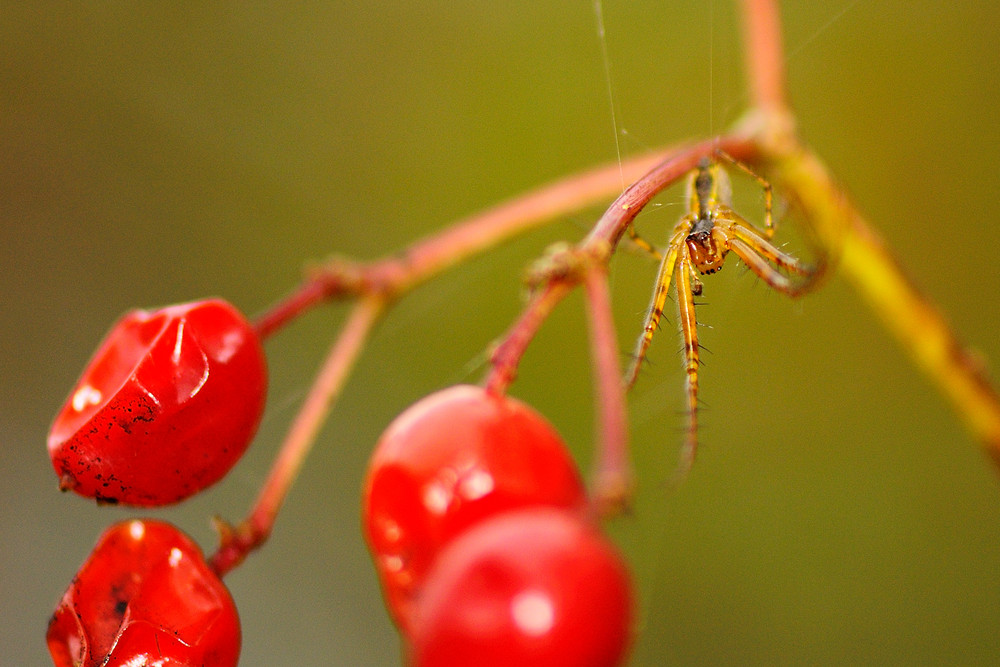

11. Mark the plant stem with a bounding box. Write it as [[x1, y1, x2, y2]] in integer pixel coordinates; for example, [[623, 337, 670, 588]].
[[361, 153, 668, 296], [583, 136, 757, 251], [484, 134, 758, 387], [739, 0, 789, 116], [117, 0, 1000, 606], [486, 281, 573, 396], [231, 143, 726, 572], [253, 278, 335, 341], [211, 296, 384, 577], [233, 0, 1000, 576], [582, 263, 631, 514], [737, 0, 1000, 466], [250, 149, 678, 342], [768, 145, 1000, 462]]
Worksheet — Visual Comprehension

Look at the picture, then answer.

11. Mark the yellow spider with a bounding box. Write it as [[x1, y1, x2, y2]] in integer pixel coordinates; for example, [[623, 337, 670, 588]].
[[624, 153, 818, 477]]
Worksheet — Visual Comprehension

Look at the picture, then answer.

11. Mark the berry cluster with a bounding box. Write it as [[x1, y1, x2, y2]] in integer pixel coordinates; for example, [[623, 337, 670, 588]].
[[47, 299, 261, 665], [363, 385, 634, 665], [47, 301, 634, 665]]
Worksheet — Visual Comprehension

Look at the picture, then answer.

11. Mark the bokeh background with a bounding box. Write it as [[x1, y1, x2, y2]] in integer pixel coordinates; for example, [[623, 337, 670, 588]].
[[4, 2, 1000, 664]]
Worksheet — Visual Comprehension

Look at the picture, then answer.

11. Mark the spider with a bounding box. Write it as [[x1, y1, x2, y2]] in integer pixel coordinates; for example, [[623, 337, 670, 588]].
[[624, 152, 819, 478]]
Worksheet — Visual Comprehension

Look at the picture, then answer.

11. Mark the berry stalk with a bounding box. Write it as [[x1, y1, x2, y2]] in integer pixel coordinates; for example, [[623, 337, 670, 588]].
[[581, 263, 632, 513], [210, 296, 385, 576]]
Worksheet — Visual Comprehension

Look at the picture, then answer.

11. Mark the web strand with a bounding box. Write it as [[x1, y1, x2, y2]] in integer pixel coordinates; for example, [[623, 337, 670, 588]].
[[785, 0, 863, 62], [593, 0, 625, 191]]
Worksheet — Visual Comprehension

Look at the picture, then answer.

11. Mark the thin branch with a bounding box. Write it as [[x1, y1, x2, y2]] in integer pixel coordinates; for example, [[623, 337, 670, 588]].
[[253, 279, 335, 341], [583, 135, 757, 252], [485, 136, 758, 419], [767, 146, 1000, 463], [581, 262, 632, 514], [360, 155, 662, 296], [211, 296, 385, 577], [234, 0, 1000, 583], [485, 281, 573, 397], [738, 0, 1000, 471], [739, 0, 790, 116], [248, 149, 681, 344]]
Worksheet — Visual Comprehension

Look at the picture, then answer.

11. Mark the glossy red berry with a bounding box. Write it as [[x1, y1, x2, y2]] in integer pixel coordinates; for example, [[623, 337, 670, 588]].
[[48, 298, 267, 506], [47, 519, 241, 667], [409, 508, 633, 667], [362, 385, 587, 630]]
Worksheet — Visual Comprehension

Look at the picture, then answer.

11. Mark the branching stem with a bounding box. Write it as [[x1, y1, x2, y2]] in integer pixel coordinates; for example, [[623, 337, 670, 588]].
[[219, 0, 1000, 576]]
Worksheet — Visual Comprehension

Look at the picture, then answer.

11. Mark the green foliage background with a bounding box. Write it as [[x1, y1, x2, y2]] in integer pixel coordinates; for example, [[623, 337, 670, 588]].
[[3, 2, 1000, 664]]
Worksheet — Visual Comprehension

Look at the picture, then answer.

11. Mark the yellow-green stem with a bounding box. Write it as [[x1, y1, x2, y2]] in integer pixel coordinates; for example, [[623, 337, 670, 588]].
[[769, 144, 1000, 462]]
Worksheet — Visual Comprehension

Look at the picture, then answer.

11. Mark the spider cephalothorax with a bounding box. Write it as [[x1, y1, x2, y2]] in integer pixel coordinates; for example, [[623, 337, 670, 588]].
[[625, 152, 819, 477], [685, 223, 729, 275]]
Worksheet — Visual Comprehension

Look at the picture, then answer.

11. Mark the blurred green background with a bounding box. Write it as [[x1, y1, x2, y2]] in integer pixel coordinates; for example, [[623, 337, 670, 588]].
[[4, 2, 1000, 665]]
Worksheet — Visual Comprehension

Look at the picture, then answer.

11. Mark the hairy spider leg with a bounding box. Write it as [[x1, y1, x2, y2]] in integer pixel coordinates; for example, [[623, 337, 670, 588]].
[[625, 224, 662, 259], [713, 207, 817, 295], [714, 150, 773, 235], [624, 160, 716, 387], [675, 246, 701, 478], [624, 222, 691, 388], [669, 159, 720, 477]]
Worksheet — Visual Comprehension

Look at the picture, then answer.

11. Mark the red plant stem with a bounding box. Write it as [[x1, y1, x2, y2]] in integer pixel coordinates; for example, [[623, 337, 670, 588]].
[[204, 0, 1000, 588], [249, 149, 677, 342], [483, 135, 762, 504], [583, 135, 757, 251], [485, 281, 573, 396], [253, 278, 332, 341], [210, 296, 385, 577], [224, 142, 738, 572], [739, 0, 789, 116], [581, 263, 631, 514], [360, 149, 671, 296], [257, 136, 757, 404]]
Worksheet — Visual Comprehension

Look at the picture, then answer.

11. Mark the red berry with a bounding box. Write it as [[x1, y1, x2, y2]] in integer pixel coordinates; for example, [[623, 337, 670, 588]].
[[409, 508, 633, 667], [48, 298, 267, 506], [362, 385, 587, 630], [47, 519, 241, 667]]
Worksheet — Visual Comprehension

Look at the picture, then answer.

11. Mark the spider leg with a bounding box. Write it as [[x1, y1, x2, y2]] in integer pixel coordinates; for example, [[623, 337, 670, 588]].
[[714, 150, 774, 236], [626, 224, 662, 260], [713, 207, 820, 296], [675, 246, 700, 479], [728, 215, 812, 276], [624, 220, 691, 388], [728, 238, 800, 294]]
